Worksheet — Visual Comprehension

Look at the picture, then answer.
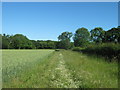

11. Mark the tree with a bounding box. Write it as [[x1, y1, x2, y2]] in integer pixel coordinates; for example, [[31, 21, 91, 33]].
[[73, 27, 90, 47], [105, 27, 120, 43], [118, 26, 120, 28], [117, 27, 120, 43], [0, 34, 2, 49], [2, 34, 10, 49], [46, 40, 56, 49], [90, 27, 105, 43], [11, 34, 33, 49], [58, 32, 72, 49]]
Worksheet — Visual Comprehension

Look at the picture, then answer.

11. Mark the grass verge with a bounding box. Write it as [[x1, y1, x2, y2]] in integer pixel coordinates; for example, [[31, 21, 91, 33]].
[[61, 50, 118, 88]]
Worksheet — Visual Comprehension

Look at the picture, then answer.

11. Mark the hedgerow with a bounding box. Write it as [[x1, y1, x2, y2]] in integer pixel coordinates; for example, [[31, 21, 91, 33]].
[[72, 43, 120, 62]]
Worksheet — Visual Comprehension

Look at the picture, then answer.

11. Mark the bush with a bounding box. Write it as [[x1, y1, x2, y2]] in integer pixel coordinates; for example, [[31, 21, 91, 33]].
[[55, 49, 60, 51], [81, 43, 120, 62], [72, 47, 84, 52]]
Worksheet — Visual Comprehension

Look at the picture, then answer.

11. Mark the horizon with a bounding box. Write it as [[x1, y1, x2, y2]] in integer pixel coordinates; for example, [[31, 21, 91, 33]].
[[2, 2, 118, 41]]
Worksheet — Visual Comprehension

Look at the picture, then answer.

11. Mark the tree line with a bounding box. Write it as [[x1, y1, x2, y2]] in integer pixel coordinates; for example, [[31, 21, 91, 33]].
[[58, 26, 120, 49], [0, 26, 120, 49]]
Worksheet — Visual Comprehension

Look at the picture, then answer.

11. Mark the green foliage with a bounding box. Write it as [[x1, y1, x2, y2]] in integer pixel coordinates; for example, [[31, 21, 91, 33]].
[[90, 27, 105, 43], [58, 32, 73, 49], [1, 34, 59, 49], [82, 43, 120, 62], [70, 42, 74, 49], [104, 27, 120, 43], [2, 34, 11, 49], [72, 47, 83, 51], [11, 34, 33, 49], [73, 27, 90, 47], [0, 34, 2, 49], [1, 34, 33, 49], [31, 40, 57, 49], [55, 49, 60, 51], [58, 32, 72, 41], [1, 26, 120, 50]]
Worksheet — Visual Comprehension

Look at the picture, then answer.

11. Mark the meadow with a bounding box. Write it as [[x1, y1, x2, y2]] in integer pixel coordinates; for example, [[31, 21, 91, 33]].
[[2, 50, 118, 88]]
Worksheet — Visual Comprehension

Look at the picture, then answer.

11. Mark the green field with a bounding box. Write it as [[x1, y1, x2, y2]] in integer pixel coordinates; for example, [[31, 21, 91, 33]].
[[2, 50, 118, 88]]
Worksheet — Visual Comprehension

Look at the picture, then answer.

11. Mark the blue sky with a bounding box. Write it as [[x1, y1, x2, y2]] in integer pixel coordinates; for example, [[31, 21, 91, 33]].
[[2, 2, 118, 41]]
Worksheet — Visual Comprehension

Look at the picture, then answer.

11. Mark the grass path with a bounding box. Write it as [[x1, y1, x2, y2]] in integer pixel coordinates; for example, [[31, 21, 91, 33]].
[[50, 53, 77, 88]]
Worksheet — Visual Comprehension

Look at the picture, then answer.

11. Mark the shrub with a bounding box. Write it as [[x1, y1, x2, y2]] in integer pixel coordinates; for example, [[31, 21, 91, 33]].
[[55, 49, 60, 51], [81, 43, 120, 62], [72, 47, 82, 52]]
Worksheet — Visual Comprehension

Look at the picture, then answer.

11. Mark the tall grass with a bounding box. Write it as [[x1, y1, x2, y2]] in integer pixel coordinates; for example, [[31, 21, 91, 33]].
[[61, 50, 118, 88], [2, 50, 54, 88]]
